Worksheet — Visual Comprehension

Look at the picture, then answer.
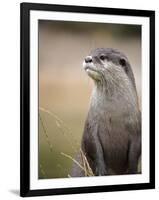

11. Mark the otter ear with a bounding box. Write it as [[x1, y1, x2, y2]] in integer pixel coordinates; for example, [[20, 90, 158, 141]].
[[119, 58, 128, 73], [119, 58, 126, 66]]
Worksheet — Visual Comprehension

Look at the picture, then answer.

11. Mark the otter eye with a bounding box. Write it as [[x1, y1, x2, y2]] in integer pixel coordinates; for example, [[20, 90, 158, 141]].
[[119, 58, 126, 66], [100, 55, 106, 61]]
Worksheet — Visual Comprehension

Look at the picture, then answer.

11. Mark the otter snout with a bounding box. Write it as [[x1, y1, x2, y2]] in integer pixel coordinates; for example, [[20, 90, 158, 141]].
[[83, 55, 102, 81], [83, 55, 94, 71], [85, 56, 92, 63]]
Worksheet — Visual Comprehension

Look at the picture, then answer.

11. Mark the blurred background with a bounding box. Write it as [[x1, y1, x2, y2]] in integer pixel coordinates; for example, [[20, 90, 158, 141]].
[[38, 20, 141, 179]]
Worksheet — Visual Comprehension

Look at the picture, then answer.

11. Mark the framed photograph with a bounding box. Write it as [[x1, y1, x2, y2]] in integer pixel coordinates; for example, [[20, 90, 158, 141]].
[[20, 2, 155, 197]]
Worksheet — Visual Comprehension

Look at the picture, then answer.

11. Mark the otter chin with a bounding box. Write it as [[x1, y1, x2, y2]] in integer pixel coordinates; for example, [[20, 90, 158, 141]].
[[85, 67, 101, 81], [83, 57, 102, 81], [71, 48, 141, 177]]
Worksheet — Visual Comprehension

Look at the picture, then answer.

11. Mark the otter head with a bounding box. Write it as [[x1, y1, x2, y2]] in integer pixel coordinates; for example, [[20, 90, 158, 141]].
[[83, 48, 136, 90]]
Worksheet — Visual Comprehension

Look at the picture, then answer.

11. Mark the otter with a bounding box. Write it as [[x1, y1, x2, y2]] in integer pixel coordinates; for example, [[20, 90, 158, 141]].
[[71, 48, 141, 176]]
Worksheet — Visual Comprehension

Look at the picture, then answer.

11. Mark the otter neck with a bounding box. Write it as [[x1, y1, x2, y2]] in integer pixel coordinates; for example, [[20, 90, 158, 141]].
[[90, 78, 139, 114]]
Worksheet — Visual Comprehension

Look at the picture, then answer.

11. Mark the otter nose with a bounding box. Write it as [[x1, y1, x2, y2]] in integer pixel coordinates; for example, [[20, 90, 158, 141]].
[[85, 56, 92, 63]]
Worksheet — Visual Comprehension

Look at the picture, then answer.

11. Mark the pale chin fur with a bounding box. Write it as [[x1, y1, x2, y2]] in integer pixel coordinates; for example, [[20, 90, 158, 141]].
[[82, 61, 94, 70], [83, 61, 101, 81]]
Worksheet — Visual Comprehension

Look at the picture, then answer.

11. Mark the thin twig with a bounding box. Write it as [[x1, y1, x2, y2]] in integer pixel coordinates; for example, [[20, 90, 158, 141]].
[[61, 152, 88, 175], [39, 113, 53, 152], [39, 107, 79, 152]]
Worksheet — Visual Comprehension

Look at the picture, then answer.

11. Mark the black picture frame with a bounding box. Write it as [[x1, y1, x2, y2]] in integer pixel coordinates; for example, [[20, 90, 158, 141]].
[[20, 2, 155, 197]]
